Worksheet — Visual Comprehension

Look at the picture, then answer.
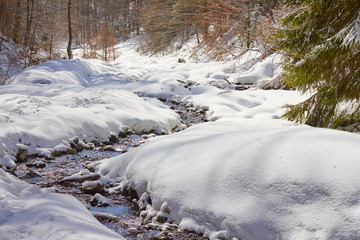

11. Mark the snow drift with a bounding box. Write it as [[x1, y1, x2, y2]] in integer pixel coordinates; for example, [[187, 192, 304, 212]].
[[93, 121, 360, 240], [0, 58, 183, 169], [0, 169, 123, 240]]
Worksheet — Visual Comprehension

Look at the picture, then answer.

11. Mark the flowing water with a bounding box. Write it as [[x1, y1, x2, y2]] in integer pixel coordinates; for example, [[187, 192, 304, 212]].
[[14, 101, 208, 240]]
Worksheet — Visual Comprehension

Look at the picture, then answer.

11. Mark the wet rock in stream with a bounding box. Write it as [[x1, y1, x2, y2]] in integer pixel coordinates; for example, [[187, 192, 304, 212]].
[[16, 145, 29, 162], [26, 159, 47, 168], [90, 193, 110, 207], [81, 180, 105, 194], [60, 169, 101, 183]]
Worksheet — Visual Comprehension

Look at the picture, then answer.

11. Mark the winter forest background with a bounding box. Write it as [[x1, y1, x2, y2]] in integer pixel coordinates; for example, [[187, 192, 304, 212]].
[[1, 0, 360, 127]]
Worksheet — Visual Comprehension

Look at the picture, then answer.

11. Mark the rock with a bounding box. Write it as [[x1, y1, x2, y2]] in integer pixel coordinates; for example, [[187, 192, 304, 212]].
[[140, 210, 148, 219], [71, 136, 79, 145], [109, 132, 119, 143], [90, 193, 110, 207], [102, 145, 116, 152], [138, 192, 151, 210], [91, 212, 118, 222], [86, 164, 96, 173], [150, 231, 174, 240], [156, 215, 168, 224], [66, 148, 77, 154], [155, 210, 170, 223], [26, 160, 46, 168], [118, 130, 128, 138], [61, 169, 100, 183], [178, 58, 186, 63], [16, 147, 28, 162], [142, 133, 156, 139], [160, 202, 171, 214], [81, 180, 104, 194], [70, 142, 82, 152], [19, 170, 42, 179], [51, 147, 77, 159]]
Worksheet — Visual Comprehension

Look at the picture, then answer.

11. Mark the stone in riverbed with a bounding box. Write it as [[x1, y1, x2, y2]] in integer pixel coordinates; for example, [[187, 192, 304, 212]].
[[150, 231, 175, 240], [102, 145, 116, 152], [16, 146, 28, 162], [90, 193, 110, 207], [91, 212, 119, 222], [19, 170, 42, 179], [60, 169, 101, 183], [155, 211, 170, 223], [26, 160, 46, 168], [109, 132, 119, 143], [70, 142, 83, 152], [81, 180, 104, 194]]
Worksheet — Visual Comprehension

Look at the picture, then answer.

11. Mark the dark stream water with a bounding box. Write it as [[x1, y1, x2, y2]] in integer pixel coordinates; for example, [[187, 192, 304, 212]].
[[13, 101, 208, 240]]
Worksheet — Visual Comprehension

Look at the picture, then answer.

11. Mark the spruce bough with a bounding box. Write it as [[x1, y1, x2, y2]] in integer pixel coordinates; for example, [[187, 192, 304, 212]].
[[276, 0, 360, 128]]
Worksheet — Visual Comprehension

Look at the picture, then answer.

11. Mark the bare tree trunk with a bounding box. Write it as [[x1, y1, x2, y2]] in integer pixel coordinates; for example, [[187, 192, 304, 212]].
[[14, 0, 21, 44], [135, 0, 141, 35], [49, 33, 53, 60], [67, 0, 73, 59], [25, 0, 34, 46], [24, 0, 35, 67]]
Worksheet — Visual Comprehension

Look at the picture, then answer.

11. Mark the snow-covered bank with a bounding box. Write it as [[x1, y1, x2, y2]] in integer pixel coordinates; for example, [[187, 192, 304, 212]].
[[185, 88, 307, 122], [0, 58, 184, 169], [0, 40, 285, 170], [0, 169, 123, 240], [3, 37, 358, 240], [93, 121, 360, 240]]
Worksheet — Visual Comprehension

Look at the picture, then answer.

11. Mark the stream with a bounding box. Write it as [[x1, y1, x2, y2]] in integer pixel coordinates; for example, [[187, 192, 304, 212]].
[[13, 100, 208, 240]]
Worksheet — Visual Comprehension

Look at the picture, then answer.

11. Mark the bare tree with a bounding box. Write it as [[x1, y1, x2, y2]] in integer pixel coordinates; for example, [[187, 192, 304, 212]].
[[67, 0, 73, 59]]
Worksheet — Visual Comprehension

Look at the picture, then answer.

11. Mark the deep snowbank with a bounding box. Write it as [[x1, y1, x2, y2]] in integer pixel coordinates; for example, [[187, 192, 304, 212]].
[[0, 58, 184, 169], [0, 169, 123, 240], [93, 121, 360, 240]]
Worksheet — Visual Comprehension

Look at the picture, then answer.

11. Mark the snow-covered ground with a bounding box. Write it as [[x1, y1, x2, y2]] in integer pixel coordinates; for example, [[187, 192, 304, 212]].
[[1, 39, 359, 239], [0, 169, 123, 240], [93, 122, 360, 240]]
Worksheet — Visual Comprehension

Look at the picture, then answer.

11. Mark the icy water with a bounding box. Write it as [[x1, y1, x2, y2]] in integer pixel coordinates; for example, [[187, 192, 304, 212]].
[[14, 101, 208, 240]]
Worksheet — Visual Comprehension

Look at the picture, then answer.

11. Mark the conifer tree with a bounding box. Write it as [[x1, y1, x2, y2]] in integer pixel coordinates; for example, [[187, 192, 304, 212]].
[[277, 0, 360, 128]]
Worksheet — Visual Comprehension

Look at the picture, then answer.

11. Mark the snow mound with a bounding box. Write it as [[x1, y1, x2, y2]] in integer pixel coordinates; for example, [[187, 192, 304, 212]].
[[10, 59, 93, 86], [0, 169, 123, 240], [230, 54, 282, 85], [93, 122, 360, 240], [186, 88, 307, 122], [0, 58, 184, 169]]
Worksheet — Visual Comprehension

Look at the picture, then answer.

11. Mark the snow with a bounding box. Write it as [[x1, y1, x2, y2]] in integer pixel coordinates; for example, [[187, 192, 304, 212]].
[[229, 54, 283, 85], [185, 88, 307, 122], [1, 38, 359, 240], [341, 10, 360, 45], [0, 34, 24, 83], [94, 122, 360, 240], [0, 169, 123, 240], [0, 58, 184, 169]]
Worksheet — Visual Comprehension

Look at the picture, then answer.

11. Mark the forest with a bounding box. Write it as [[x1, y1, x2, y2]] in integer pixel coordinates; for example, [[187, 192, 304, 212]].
[[1, 0, 278, 62], [1, 1, 360, 240], [1, 0, 360, 127]]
